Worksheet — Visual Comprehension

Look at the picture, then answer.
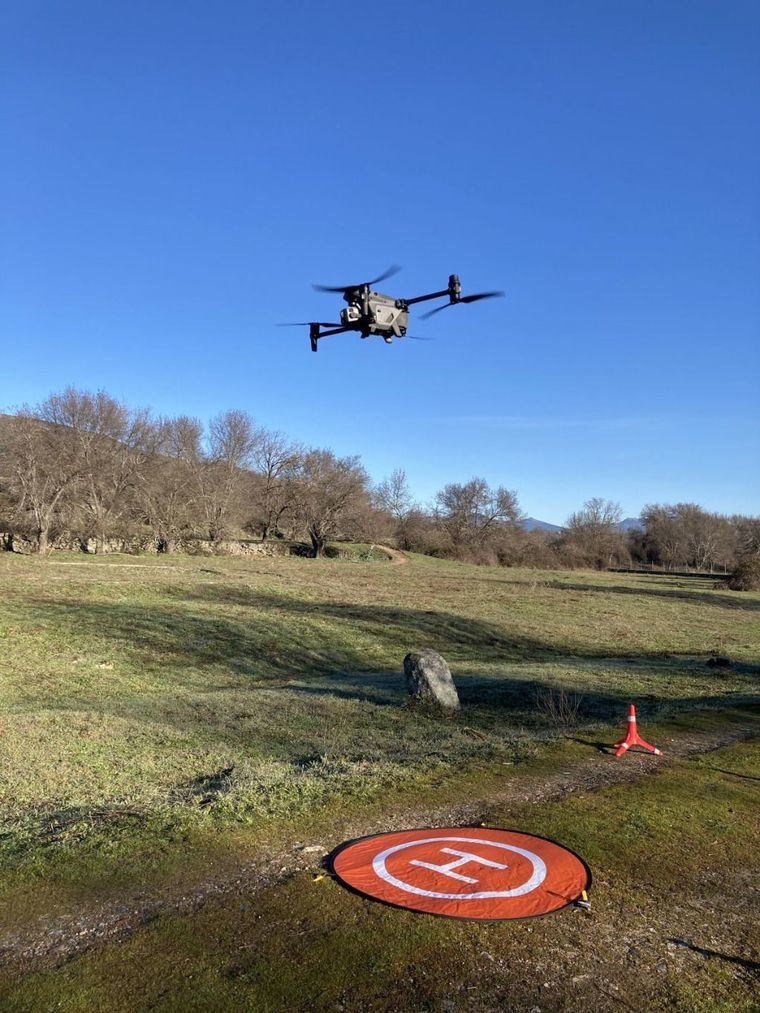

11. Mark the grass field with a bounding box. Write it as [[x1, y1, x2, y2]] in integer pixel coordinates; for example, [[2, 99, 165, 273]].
[[1, 549, 758, 1007], [4, 736, 758, 1011]]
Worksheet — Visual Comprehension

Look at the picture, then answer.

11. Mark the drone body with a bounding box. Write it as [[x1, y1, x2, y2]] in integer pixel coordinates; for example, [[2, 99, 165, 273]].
[[281, 267, 503, 351]]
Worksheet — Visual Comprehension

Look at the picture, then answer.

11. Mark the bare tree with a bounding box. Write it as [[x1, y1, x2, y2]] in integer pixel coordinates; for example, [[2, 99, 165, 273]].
[[375, 468, 419, 548], [41, 388, 155, 553], [192, 410, 261, 544], [564, 497, 624, 568], [677, 504, 732, 572], [376, 468, 414, 522], [435, 478, 521, 551], [642, 503, 738, 571], [733, 515, 760, 558], [641, 504, 685, 570], [139, 416, 200, 552], [250, 430, 302, 540], [2, 404, 80, 553], [294, 450, 369, 557]]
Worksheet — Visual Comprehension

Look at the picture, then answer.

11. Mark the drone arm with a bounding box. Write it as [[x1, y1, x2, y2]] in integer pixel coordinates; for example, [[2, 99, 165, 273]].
[[316, 325, 352, 337], [403, 288, 451, 307], [404, 275, 461, 308]]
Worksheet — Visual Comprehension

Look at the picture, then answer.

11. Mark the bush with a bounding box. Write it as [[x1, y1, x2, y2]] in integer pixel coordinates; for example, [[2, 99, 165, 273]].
[[533, 685, 585, 728], [725, 555, 760, 591]]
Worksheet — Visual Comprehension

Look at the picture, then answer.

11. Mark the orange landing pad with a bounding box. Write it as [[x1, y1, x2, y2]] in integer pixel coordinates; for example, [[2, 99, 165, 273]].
[[329, 827, 591, 921]]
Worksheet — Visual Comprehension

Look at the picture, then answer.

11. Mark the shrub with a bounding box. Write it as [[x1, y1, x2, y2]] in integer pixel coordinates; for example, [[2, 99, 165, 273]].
[[725, 555, 760, 591], [533, 685, 585, 728]]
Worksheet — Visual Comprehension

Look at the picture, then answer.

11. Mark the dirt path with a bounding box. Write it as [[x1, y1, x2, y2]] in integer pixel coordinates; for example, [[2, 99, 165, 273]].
[[376, 545, 408, 565], [1, 716, 755, 976]]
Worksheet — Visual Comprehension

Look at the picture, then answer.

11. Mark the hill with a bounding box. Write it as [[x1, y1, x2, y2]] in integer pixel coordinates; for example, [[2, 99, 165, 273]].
[[521, 516, 564, 532]]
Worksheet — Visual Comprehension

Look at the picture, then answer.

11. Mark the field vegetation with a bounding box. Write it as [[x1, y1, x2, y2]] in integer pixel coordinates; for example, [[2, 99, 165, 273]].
[[4, 736, 757, 1011], [1, 549, 757, 936]]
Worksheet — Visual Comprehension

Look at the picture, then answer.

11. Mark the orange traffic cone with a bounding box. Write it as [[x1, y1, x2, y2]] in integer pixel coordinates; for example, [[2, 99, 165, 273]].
[[613, 704, 662, 757]]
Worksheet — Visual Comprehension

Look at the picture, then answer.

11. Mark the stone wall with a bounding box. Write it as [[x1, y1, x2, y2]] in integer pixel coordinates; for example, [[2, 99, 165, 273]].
[[0, 532, 292, 557]]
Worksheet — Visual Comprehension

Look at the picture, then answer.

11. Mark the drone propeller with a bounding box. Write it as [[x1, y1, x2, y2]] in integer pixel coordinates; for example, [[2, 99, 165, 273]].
[[313, 264, 402, 294], [277, 321, 341, 328], [419, 291, 504, 320], [404, 335, 435, 341]]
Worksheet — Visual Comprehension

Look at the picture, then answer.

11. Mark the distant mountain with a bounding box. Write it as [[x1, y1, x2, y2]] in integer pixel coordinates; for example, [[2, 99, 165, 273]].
[[617, 517, 643, 531], [521, 515, 644, 533], [521, 517, 564, 532]]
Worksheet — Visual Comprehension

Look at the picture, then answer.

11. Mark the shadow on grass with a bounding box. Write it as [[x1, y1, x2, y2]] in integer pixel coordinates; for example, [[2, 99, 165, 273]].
[[25, 591, 566, 683], [19, 593, 760, 744], [667, 939, 760, 972], [547, 579, 760, 612], [289, 672, 759, 723], [706, 766, 760, 782]]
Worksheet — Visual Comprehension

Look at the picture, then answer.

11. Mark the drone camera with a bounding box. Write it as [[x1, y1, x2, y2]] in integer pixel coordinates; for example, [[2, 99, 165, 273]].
[[340, 306, 362, 326]]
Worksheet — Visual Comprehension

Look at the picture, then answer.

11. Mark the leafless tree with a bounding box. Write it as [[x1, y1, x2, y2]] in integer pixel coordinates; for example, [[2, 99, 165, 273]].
[[41, 388, 156, 553], [641, 504, 680, 569], [249, 430, 302, 540], [733, 515, 760, 558], [376, 469, 414, 521], [375, 468, 418, 548], [1, 404, 80, 553], [138, 416, 200, 552], [642, 503, 738, 571], [294, 449, 369, 557], [435, 478, 521, 552], [677, 504, 733, 571], [564, 497, 624, 568], [192, 410, 261, 544]]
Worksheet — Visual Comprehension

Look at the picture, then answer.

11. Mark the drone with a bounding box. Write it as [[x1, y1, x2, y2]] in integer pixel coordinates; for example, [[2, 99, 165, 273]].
[[280, 266, 503, 352]]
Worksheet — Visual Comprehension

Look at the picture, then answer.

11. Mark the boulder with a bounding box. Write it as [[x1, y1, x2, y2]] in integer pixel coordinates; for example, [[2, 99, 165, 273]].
[[403, 650, 460, 710]]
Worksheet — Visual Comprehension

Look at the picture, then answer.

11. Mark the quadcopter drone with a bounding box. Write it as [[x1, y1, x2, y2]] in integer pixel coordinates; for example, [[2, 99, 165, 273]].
[[281, 266, 503, 352]]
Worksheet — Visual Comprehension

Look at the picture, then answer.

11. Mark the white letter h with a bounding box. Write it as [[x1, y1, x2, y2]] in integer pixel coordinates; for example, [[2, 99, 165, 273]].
[[409, 847, 508, 884]]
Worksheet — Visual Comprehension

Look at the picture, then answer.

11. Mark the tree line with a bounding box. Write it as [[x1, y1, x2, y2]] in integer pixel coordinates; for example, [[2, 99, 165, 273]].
[[1, 387, 757, 573]]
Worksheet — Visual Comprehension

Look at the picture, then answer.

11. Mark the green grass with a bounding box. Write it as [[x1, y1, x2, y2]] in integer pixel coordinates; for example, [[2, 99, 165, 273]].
[[3, 737, 758, 1011], [0, 550, 758, 932]]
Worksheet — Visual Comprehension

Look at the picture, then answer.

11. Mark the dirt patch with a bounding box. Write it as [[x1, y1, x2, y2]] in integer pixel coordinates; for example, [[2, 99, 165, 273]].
[[376, 545, 408, 565]]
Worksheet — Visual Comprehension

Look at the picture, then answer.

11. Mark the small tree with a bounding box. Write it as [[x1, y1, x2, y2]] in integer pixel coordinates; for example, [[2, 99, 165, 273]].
[[726, 555, 760, 591], [564, 497, 624, 569], [376, 468, 413, 522], [375, 468, 417, 547], [434, 478, 521, 554], [295, 450, 369, 557]]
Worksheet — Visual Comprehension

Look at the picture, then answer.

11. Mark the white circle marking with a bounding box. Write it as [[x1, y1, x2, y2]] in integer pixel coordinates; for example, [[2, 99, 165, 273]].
[[371, 836, 547, 900]]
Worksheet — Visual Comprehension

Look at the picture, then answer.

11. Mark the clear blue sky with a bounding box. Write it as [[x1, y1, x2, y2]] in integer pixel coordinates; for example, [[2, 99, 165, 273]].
[[2, 1, 758, 523]]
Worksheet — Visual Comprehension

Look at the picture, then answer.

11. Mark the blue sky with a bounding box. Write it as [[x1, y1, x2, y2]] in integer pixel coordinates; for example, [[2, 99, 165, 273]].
[[2, 0, 758, 523]]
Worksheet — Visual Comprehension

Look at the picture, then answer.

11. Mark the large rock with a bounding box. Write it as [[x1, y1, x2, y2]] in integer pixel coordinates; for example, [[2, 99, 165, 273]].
[[403, 650, 460, 710]]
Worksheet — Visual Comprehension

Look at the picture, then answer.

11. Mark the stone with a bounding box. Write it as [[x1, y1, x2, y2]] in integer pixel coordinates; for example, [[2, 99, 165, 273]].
[[403, 649, 460, 710]]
